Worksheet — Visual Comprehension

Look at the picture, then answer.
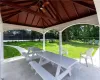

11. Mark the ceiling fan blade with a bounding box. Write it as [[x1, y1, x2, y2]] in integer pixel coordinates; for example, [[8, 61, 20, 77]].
[[42, 1, 50, 7], [34, 0, 50, 13]]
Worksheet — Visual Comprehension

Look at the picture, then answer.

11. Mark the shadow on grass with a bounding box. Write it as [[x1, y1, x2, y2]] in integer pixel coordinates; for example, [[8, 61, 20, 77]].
[[63, 40, 99, 49]]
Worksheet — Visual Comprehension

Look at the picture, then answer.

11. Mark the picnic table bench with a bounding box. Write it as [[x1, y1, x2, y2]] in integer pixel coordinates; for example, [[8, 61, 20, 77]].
[[29, 61, 56, 80]]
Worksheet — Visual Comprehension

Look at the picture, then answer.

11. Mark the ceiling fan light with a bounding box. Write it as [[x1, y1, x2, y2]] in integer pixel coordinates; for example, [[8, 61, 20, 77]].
[[40, 7, 43, 10], [40, 7, 46, 12]]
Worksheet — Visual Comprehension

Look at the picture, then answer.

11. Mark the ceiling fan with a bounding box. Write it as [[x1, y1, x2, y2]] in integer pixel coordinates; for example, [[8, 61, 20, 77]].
[[36, 0, 50, 13]]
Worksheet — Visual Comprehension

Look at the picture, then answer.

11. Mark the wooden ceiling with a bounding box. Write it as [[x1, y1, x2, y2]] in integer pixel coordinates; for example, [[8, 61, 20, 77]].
[[0, 0, 96, 28]]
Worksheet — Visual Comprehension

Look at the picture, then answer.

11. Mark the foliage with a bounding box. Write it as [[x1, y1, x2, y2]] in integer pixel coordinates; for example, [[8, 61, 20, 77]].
[[62, 24, 99, 42], [46, 30, 59, 43], [4, 30, 43, 40]]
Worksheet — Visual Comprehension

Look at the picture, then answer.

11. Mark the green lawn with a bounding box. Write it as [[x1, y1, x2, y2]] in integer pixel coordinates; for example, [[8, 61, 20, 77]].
[[4, 46, 21, 59], [4, 40, 99, 59]]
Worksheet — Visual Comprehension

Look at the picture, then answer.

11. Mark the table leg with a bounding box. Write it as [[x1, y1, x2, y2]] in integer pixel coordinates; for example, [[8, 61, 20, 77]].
[[68, 68, 72, 76], [39, 57, 42, 64], [39, 57, 50, 65], [55, 66, 61, 77], [56, 68, 71, 80]]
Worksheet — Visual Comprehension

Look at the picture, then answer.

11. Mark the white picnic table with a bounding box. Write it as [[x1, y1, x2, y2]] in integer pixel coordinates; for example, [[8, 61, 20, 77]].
[[36, 51, 78, 80]]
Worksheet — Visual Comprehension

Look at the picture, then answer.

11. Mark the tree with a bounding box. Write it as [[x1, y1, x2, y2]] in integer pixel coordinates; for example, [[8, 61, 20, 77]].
[[62, 24, 99, 42]]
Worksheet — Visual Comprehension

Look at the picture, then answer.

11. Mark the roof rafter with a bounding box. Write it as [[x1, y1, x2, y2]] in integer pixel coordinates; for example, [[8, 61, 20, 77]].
[[45, 7, 56, 19], [59, 0, 70, 20], [41, 18, 45, 27], [2, 2, 37, 22], [2, 9, 20, 16], [36, 18, 41, 27], [12, 0, 33, 4], [73, 0, 96, 11], [48, 19, 53, 25], [1, 1, 57, 21], [1, 2, 37, 13], [49, 0, 63, 22], [1, 8, 15, 12], [72, 2, 79, 18], [47, 5, 57, 20], [17, 13, 19, 23], [43, 18, 49, 26], [3, 11, 21, 21], [25, 12, 29, 24], [31, 9, 39, 25]]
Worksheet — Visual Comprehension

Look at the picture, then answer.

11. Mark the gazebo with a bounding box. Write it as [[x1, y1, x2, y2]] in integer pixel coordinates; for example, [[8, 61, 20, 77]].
[[0, 0, 100, 80]]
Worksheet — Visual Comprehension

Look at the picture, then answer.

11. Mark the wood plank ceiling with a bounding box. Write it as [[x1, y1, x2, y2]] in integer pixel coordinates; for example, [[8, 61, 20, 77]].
[[0, 0, 96, 28]]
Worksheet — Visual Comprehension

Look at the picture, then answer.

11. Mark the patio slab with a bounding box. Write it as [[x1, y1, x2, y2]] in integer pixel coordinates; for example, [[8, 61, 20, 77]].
[[2, 56, 100, 80]]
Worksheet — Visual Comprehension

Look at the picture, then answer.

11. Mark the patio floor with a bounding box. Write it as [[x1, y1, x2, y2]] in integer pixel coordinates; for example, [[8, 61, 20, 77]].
[[3, 56, 100, 80]]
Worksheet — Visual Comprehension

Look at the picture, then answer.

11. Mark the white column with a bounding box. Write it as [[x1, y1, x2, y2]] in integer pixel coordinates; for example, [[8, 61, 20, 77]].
[[59, 32, 62, 55], [0, 14, 4, 80], [93, 0, 100, 67], [43, 33, 46, 51]]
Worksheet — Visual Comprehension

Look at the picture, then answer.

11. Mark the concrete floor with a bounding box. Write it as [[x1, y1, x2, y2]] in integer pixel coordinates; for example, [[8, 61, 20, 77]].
[[2, 56, 100, 80]]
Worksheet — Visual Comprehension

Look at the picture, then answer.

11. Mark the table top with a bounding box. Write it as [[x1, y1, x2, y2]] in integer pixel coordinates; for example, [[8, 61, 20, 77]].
[[37, 51, 78, 69]]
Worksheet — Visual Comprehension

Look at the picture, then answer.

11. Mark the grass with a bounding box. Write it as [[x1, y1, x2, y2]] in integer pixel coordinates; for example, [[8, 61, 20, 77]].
[[4, 46, 21, 59], [4, 40, 99, 59]]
